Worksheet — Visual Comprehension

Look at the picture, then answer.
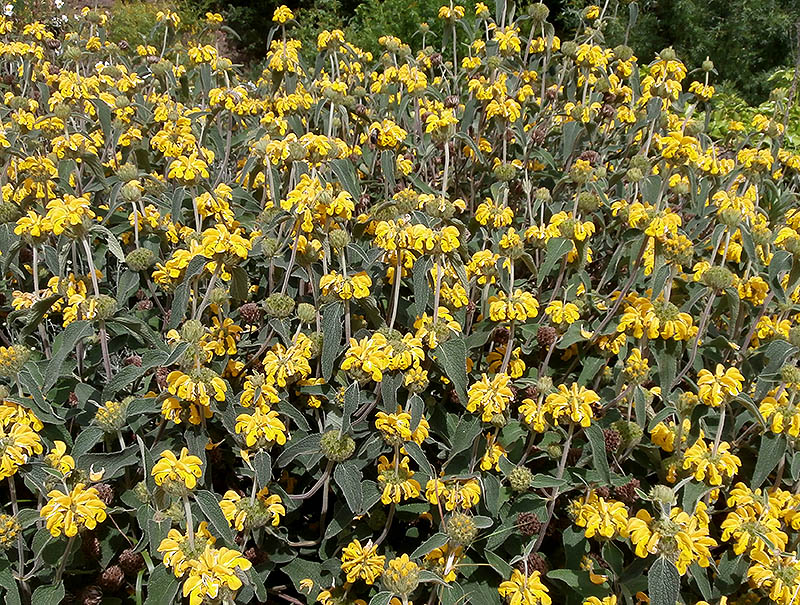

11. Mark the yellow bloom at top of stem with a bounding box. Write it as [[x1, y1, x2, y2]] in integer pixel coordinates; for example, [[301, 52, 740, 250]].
[[320, 270, 372, 300], [498, 568, 551, 605], [40, 483, 107, 538], [272, 5, 294, 24], [235, 406, 288, 448], [181, 545, 252, 605], [44, 440, 75, 475], [544, 383, 599, 428], [748, 550, 800, 605], [626, 502, 716, 574], [697, 363, 744, 407], [425, 477, 481, 511], [219, 487, 285, 530], [467, 372, 514, 422], [340, 539, 385, 584], [376, 455, 421, 504], [488, 289, 540, 323], [152, 447, 203, 490], [682, 435, 741, 486], [571, 490, 630, 539]]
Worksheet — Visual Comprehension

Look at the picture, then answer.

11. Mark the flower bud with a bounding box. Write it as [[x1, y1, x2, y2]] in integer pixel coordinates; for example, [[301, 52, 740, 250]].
[[446, 512, 478, 546], [297, 303, 317, 324], [125, 248, 156, 272], [701, 266, 734, 290], [320, 430, 356, 462], [508, 466, 533, 493], [264, 293, 295, 319], [528, 3, 550, 22]]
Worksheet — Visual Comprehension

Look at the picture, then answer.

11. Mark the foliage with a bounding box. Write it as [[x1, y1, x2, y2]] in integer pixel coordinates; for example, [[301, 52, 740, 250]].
[[3, 2, 800, 605], [598, 0, 800, 103]]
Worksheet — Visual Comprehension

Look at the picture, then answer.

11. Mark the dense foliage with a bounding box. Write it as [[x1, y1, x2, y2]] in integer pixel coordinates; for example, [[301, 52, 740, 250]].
[[3, 3, 800, 605]]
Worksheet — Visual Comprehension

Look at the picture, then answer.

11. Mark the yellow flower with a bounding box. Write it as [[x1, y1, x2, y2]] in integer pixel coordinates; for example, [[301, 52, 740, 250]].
[[376, 455, 421, 504], [682, 436, 741, 486], [697, 364, 744, 407], [488, 290, 540, 322], [544, 383, 598, 427], [476, 197, 514, 227], [544, 301, 580, 325], [627, 504, 716, 574], [163, 368, 226, 425], [498, 569, 551, 605], [480, 432, 507, 471], [340, 539, 385, 584], [748, 550, 800, 605], [45, 440, 75, 475], [272, 5, 295, 24], [235, 406, 288, 448], [425, 477, 481, 510], [341, 333, 390, 382], [721, 504, 786, 556], [40, 483, 107, 537], [152, 447, 203, 490], [760, 387, 800, 437], [0, 418, 43, 479], [219, 487, 285, 530], [572, 491, 629, 539], [467, 373, 514, 422], [181, 545, 252, 605], [158, 522, 216, 577], [320, 270, 372, 300]]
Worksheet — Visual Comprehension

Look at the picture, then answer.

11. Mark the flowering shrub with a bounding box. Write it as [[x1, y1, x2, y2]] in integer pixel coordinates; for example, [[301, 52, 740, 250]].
[[3, 2, 800, 605]]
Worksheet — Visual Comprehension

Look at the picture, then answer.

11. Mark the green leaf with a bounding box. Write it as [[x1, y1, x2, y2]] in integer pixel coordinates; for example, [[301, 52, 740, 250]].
[[91, 224, 125, 262], [648, 556, 681, 605], [44, 320, 94, 391], [229, 266, 249, 301], [31, 582, 65, 605], [321, 303, 344, 380], [584, 424, 611, 484], [334, 460, 363, 513], [369, 592, 393, 605], [434, 335, 468, 404], [195, 490, 235, 545], [0, 560, 21, 605], [538, 237, 572, 286], [484, 549, 512, 578], [752, 432, 786, 488], [143, 564, 179, 605], [410, 532, 449, 558]]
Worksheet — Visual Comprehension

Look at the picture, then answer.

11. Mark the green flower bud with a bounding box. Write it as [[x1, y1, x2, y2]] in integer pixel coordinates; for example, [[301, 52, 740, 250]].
[[702, 266, 734, 290], [120, 180, 143, 203], [264, 293, 295, 319], [612, 420, 643, 449], [781, 365, 800, 386], [320, 430, 356, 462], [446, 512, 478, 546], [329, 229, 351, 251], [508, 466, 533, 493], [0, 201, 20, 224], [529, 3, 550, 22], [209, 287, 230, 307], [180, 319, 206, 343], [125, 248, 156, 272], [614, 45, 634, 62], [297, 303, 317, 324], [561, 41, 578, 59], [649, 484, 675, 507]]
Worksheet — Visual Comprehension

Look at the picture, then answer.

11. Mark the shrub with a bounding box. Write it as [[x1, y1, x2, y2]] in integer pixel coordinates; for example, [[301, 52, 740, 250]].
[[3, 2, 800, 605]]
